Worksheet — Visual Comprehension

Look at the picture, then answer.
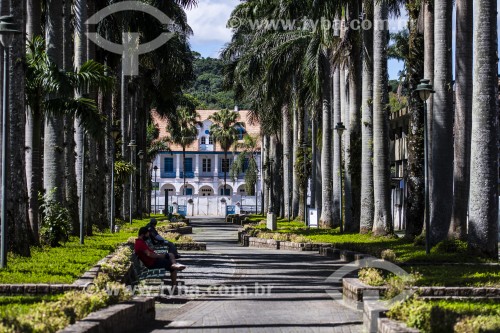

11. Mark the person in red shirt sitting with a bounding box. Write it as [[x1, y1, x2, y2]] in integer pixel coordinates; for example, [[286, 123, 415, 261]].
[[134, 227, 186, 285]]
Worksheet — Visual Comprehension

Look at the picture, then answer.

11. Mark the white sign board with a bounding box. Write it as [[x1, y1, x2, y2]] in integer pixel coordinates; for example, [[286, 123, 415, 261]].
[[308, 208, 318, 228]]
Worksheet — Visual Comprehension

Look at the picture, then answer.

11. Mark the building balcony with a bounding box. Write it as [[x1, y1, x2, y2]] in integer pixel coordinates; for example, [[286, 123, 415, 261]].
[[161, 171, 176, 179], [179, 171, 195, 179], [199, 144, 214, 152]]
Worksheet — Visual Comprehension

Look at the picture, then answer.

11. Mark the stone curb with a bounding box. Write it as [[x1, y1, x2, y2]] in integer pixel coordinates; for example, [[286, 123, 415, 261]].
[[343, 278, 500, 301], [59, 297, 155, 333], [378, 318, 420, 333]]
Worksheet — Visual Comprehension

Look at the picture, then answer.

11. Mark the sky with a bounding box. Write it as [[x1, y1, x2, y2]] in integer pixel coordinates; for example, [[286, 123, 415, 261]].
[[185, 0, 500, 81]]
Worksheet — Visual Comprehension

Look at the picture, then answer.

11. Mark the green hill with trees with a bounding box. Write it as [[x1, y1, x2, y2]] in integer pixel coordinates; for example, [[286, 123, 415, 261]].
[[185, 52, 250, 110]]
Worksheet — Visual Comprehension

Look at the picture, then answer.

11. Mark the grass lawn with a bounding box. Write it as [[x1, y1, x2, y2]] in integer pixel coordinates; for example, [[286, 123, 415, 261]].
[[0, 215, 169, 284], [388, 298, 500, 333], [246, 215, 500, 287]]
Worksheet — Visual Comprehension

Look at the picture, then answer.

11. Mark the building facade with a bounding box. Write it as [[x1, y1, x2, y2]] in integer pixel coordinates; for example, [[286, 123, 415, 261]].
[[151, 110, 262, 216]]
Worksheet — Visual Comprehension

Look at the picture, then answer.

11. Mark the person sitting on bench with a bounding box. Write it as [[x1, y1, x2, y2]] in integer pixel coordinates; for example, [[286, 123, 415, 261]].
[[134, 227, 186, 285], [147, 218, 181, 259]]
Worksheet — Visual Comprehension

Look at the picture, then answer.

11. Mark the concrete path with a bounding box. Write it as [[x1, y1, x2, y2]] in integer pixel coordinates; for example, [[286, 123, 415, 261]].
[[140, 218, 363, 333]]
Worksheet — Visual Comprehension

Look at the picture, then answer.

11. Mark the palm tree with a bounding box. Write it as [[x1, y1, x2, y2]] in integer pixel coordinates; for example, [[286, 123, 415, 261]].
[[231, 134, 260, 195], [430, 0, 454, 246], [450, 0, 472, 240], [360, 1, 374, 233], [372, 0, 392, 235], [209, 109, 243, 195], [468, 0, 498, 258], [167, 107, 200, 195]]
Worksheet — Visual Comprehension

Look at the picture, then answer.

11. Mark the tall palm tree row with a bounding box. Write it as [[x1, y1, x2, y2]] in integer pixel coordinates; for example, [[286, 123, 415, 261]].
[[0, 0, 198, 252]]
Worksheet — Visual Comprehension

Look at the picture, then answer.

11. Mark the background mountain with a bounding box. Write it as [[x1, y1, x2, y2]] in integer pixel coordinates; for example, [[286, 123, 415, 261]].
[[185, 52, 250, 110]]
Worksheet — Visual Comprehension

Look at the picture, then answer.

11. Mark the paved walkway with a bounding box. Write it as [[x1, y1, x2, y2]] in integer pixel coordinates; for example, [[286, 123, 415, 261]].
[[140, 218, 363, 333]]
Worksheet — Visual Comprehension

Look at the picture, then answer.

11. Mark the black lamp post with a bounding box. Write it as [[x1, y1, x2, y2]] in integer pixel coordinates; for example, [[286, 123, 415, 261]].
[[153, 165, 158, 214], [138, 150, 144, 218], [128, 140, 136, 224], [110, 125, 120, 233], [268, 158, 274, 213], [415, 79, 434, 254], [0, 15, 20, 268], [335, 122, 346, 233], [301, 142, 309, 225]]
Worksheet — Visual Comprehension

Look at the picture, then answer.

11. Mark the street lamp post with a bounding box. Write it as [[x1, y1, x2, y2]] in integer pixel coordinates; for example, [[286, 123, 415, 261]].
[[128, 140, 136, 224], [153, 165, 158, 214], [415, 79, 434, 255], [268, 158, 274, 213], [110, 125, 120, 233], [335, 122, 346, 233], [138, 150, 144, 218], [0, 15, 20, 268], [301, 142, 309, 225]]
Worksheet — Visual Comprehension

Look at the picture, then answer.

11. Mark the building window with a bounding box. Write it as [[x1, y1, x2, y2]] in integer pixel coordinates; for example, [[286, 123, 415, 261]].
[[164, 158, 174, 173], [185, 188, 193, 195], [208, 136, 213, 144], [221, 158, 231, 172], [184, 158, 193, 172], [202, 158, 212, 172], [242, 158, 249, 172], [220, 188, 231, 195], [201, 137, 206, 145]]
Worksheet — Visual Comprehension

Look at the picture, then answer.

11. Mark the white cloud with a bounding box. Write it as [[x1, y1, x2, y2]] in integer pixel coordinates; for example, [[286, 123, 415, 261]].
[[186, 0, 240, 44]]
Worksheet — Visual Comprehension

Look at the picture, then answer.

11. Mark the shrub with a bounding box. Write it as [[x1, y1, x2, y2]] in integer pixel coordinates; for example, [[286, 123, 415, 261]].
[[454, 315, 500, 333], [289, 235, 311, 243], [359, 268, 385, 286], [413, 234, 425, 246], [272, 233, 289, 241], [432, 239, 468, 254], [39, 191, 72, 247], [381, 249, 397, 262]]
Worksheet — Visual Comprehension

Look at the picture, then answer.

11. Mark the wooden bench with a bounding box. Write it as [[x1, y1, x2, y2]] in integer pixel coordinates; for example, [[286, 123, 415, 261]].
[[130, 253, 167, 284]]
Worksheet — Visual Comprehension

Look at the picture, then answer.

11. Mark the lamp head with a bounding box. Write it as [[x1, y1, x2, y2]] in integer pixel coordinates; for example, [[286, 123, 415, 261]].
[[110, 125, 120, 140], [0, 16, 21, 48], [138, 150, 145, 160], [128, 140, 137, 152], [415, 79, 434, 102], [335, 122, 346, 136]]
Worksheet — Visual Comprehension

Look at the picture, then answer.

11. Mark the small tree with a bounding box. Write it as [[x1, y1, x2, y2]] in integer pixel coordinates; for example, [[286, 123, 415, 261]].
[[230, 135, 260, 195]]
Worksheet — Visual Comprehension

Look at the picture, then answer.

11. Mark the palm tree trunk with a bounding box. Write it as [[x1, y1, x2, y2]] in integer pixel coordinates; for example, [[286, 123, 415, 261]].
[[6, 0, 31, 256], [424, 0, 434, 220], [223, 150, 227, 194], [360, 5, 374, 233], [346, 1, 362, 232], [282, 106, 292, 220], [26, 0, 41, 38], [468, 0, 498, 258], [44, 0, 64, 203], [310, 114, 318, 209], [25, 0, 42, 244], [74, 0, 87, 227], [372, 0, 392, 235], [450, 0, 472, 240], [64, 0, 79, 234], [404, 3, 425, 239], [291, 100, 300, 217], [121, 72, 129, 220], [332, 68, 341, 228], [320, 55, 333, 227], [430, 0, 454, 246], [183, 147, 187, 195]]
